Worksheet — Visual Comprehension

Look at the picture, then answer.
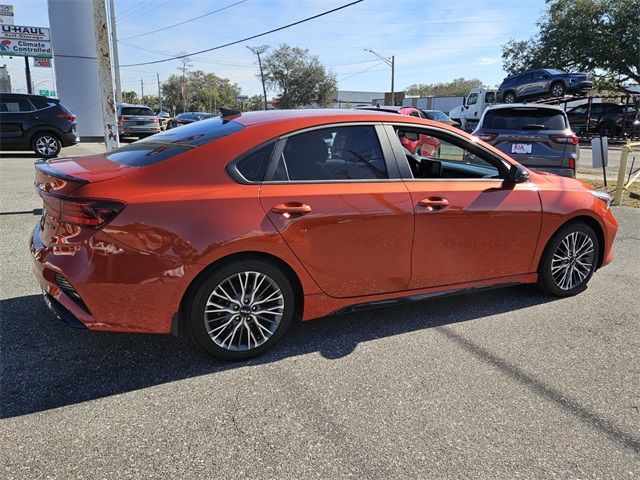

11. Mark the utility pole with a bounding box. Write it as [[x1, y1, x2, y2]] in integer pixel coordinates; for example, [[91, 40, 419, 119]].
[[24, 57, 33, 94], [157, 73, 162, 112], [108, 0, 122, 103], [140, 78, 144, 103], [247, 45, 269, 110], [364, 49, 395, 106], [92, 0, 119, 150]]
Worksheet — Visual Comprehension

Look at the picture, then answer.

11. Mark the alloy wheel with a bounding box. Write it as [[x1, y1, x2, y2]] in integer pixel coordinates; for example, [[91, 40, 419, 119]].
[[35, 135, 59, 157], [551, 84, 565, 97], [551, 231, 595, 291], [203, 271, 285, 352]]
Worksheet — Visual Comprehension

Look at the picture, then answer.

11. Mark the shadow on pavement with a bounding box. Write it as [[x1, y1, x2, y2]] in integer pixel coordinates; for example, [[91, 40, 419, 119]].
[[2, 285, 552, 419]]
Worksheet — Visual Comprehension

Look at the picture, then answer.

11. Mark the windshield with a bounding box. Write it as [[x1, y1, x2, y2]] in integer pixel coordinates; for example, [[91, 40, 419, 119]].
[[425, 111, 449, 120], [483, 108, 567, 130]]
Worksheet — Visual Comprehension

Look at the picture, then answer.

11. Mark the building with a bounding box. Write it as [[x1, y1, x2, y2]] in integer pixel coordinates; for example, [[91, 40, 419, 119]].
[[330, 90, 385, 109], [0, 64, 11, 93]]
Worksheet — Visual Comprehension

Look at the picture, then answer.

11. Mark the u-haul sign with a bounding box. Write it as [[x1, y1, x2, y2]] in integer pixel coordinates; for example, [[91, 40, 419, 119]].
[[0, 24, 52, 58]]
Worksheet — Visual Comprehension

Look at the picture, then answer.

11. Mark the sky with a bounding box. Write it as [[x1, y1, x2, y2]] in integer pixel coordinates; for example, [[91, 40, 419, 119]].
[[2, 0, 549, 98]]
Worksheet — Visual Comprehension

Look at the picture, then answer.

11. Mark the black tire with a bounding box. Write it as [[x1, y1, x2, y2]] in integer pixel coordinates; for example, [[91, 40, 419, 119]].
[[503, 91, 517, 103], [550, 82, 566, 98], [597, 122, 617, 138], [32, 132, 62, 158], [537, 222, 599, 297], [187, 258, 296, 361]]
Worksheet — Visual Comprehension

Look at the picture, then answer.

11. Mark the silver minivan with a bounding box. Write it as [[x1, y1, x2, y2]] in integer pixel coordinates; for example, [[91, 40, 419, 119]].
[[473, 104, 579, 177]]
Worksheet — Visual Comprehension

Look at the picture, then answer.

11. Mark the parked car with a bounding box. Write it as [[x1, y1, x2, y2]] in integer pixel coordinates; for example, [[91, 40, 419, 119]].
[[117, 103, 160, 139], [566, 102, 638, 138], [155, 110, 171, 131], [420, 109, 459, 127], [31, 109, 617, 360], [166, 112, 213, 129], [0, 93, 79, 158], [355, 105, 440, 156], [497, 69, 593, 104], [473, 104, 579, 177]]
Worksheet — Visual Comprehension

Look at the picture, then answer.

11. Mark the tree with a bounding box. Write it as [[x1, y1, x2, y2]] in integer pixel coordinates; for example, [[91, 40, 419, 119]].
[[262, 44, 337, 108], [405, 78, 485, 97], [502, 0, 640, 88], [161, 70, 242, 113]]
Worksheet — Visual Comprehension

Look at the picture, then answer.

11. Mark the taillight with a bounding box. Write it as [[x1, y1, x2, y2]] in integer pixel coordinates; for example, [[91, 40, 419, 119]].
[[150, 117, 159, 123], [473, 132, 497, 142], [57, 113, 76, 122], [550, 134, 578, 145], [117, 116, 124, 124], [568, 157, 576, 170], [60, 199, 125, 229]]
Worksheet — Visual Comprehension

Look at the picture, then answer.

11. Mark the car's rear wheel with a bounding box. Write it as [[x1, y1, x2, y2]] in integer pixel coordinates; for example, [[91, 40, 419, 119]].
[[503, 91, 517, 103], [537, 222, 599, 297], [32, 132, 61, 158], [551, 82, 566, 98], [187, 259, 296, 361]]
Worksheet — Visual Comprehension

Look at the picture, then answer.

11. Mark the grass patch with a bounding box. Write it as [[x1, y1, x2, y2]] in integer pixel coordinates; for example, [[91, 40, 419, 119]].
[[582, 178, 640, 208]]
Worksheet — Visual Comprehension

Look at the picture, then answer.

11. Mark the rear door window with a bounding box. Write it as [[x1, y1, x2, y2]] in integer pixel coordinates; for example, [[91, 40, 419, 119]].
[[482, 108, 567, 130], [1, 97, 34, 112], [106, 116, 244, 166]]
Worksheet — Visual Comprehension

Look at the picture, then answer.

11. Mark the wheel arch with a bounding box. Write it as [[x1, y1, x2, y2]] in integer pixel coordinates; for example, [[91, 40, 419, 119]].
[[28, 127, 63, 146], [175, 251, 305, 336], [539, 214, 606, 271]]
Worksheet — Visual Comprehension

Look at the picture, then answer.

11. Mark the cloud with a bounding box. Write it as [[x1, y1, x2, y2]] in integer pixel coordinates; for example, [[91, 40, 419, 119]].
[[479, 57, 500, 66]]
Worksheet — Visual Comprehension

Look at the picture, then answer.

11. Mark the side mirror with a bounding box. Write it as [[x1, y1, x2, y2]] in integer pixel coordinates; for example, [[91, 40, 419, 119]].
[[506, 164, 530, 183]]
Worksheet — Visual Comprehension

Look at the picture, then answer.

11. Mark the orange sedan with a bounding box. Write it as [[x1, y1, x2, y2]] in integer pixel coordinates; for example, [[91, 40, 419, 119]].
[[31, 109, 618, 360]]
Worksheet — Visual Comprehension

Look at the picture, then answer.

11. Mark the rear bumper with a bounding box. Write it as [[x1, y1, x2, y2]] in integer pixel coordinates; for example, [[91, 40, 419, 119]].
[[566, 81, 593, 93], [30, 223, 193, 334], [119, 125, 161, 136], [61, 131, 80, 147]]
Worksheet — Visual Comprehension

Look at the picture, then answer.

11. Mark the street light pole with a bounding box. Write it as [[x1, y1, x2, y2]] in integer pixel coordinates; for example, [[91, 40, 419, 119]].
[[364, 49, 395, 106]]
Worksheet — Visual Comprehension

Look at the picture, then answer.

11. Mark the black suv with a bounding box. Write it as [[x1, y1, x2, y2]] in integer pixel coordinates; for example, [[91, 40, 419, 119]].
[[0, 93, 79, 158], [566, 102, 638, 138], [497, 69, 592, 104]]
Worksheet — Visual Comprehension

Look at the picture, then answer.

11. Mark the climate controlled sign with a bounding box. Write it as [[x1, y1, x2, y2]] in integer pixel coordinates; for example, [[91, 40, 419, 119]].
[[0, 24, 52, 58]]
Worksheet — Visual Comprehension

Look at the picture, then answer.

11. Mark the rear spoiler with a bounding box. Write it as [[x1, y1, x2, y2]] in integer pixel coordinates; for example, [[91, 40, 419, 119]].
[[34, 160, 89, 185]]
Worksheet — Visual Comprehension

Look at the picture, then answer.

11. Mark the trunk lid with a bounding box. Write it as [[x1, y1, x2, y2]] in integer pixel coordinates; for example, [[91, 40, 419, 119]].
[[34, 156, 132, 246]]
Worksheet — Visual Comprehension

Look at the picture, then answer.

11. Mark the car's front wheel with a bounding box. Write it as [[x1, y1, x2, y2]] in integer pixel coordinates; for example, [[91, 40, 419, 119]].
[[32, 132, 62, 158], [187, 258, 296, 361], [538, 222, 599, 297]]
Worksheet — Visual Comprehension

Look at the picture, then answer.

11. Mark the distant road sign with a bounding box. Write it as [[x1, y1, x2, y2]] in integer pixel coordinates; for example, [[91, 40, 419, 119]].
[[0, 5, 14, 25], [33, 56, 51, 68], [38, 89, 56, 97], [0, 24, 52, 58]]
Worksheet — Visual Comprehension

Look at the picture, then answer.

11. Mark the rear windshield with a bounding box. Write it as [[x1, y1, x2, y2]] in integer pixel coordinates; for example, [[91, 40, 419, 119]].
[[121, 107, 154, 116], [483, 108, 567, 130], [106, 116, 244, 166]]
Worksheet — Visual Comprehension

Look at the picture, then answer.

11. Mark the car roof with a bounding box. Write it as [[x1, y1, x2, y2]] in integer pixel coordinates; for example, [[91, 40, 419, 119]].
[[484, 103, 566, 113], [118, 103, 153, 108], [230, 108, 442, 128]]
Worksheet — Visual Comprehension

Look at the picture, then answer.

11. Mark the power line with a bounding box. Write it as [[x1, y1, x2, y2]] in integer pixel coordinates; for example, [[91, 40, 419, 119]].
[[337, 62, 386, 81], [121, 0, 364, 67], [119, 0, 247, 41]]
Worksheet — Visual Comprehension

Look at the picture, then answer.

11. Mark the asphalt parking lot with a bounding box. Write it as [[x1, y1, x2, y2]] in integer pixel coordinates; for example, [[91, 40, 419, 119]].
[[1, 153, 639, 479]]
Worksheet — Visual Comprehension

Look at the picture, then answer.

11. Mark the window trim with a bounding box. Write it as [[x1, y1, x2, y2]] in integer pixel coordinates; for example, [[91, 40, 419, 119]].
[[382, 123, 512, 182], [0, 96, 36, 113], [261, 122, 402, 184]]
